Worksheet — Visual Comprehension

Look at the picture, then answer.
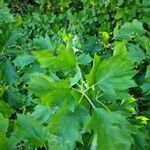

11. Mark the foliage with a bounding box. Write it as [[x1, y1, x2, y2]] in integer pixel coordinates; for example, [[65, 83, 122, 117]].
[[0, 0, 150, 150]]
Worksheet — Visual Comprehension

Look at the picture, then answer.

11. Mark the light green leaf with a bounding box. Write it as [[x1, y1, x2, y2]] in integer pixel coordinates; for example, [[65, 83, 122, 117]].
[[113, 41, 128, 56], [29, 73, 70, 97], [33, 46, 76, 72], [113, 42, 145, 64], [0, 101, 15, 118], [86, 54, 101, 85]]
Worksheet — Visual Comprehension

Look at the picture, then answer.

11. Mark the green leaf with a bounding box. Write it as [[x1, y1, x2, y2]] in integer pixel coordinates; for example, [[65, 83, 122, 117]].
[[141, 65, 150, 94], [77, 53, 92, 65], [88, 53, 136, 99], [70, 66, 82, 86], [138, 36, 150, 59], [0, 134, 9, 150], [0, 101, 15, 118], [113, 42, 145, 64], [113, 41, 128, 56], [10, 113, 48, 148], [48, 106, 89, 150], [31, 105, 53, 123], [0, 2, 14, 23], [29, 73, 70, 97], [33, 46, 76, 72], [0, 86, 5, 97], [29, 73, 76, 111], [127, 44, 145, 64], [114, 20, 145, 40], [0, 27, 22, 52], [86, 54, 101, 85], [0, 113, 9, 133], [5, 87, 24, 108], [86, 108, 134, 150], [0, 113, 9, 150], [13, 53, 35, 69], [2, 61, 18, 84], [121, 97, 137, 113], [34, 35, 55, 50]]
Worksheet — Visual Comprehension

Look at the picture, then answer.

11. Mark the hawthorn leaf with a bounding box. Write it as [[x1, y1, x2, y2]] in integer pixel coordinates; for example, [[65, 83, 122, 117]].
[[34, 35, 54, 50], [114, 20, 145, 40], [127, 44, 145, 64], [138, 36, 150, 59], [13, 53, 35, 69], [0, 2, 14, 23]]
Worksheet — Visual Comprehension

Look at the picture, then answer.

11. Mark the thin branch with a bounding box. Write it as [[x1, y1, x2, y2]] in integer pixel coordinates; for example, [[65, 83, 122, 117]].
[[96, 99, 110, 111], [73, 88, 96, 109]]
